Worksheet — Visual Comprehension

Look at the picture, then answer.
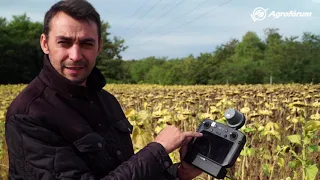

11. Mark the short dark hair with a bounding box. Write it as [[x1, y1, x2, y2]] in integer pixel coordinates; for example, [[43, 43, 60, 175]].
[[43, 0, 101, 40]]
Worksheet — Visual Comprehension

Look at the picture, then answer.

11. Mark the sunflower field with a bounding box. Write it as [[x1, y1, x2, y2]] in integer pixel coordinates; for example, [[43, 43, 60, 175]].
[[0, 84, 319, 180]]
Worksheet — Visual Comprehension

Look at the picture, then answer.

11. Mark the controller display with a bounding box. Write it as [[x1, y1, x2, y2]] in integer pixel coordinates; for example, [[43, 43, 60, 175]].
[[183, 109, 247, 179]]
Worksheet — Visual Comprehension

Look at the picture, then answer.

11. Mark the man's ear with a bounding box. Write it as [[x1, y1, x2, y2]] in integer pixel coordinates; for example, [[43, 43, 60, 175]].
[[98, 38, 103, 55], [40, 33, 49, 54]]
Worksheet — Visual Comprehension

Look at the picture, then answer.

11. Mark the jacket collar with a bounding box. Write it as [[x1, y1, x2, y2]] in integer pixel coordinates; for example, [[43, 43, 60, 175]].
[[38, 54, 106, 98]]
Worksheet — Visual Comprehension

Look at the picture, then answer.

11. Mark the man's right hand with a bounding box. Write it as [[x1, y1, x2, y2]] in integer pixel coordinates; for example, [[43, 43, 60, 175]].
[[154, 125, 203, 154]]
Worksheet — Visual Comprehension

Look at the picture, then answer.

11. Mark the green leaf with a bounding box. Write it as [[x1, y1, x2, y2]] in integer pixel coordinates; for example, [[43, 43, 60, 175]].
[[244, 127, 256, 133], [263, 164, 270, 175], [240, 149, 245, 156], [306, 164, 318, 180], [247, 148, 255, 156], [263, 154, 271, 160], [305, 120, 320, 132], [293, 171, 298, 179], [304, 136, 311, 145], [277, 157, 285, 167], [308, 145, 318, 153], [216, 118, 226, 124], [276, 145, 282, 151], [287, 134, 301, 145], [289, 161, 296, 168], [289, 160, 302, 169]]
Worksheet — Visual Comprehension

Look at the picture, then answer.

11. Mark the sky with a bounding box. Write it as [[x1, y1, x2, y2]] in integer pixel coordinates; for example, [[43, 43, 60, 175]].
[[0, 0, 319, 60]]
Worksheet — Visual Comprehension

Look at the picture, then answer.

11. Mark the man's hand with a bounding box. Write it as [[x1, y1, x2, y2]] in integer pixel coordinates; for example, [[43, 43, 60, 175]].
[[177, 136, 203, 180], [154, 125, 203, 154]]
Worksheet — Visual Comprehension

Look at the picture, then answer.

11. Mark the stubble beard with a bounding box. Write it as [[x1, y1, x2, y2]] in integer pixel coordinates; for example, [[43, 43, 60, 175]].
[[47, 46, 89, 86]]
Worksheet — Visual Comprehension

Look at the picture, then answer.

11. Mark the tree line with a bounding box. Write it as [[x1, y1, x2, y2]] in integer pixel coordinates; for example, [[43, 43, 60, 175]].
[[1, 14, 319, 85]]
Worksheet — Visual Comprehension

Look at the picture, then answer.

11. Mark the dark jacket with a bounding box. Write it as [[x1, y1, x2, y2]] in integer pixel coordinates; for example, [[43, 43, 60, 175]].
[[5, 55, 178, 180]]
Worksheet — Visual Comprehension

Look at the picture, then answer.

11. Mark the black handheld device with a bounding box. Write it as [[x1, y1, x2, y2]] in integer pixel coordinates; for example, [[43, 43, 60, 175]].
[[183, 109, 247, 179]]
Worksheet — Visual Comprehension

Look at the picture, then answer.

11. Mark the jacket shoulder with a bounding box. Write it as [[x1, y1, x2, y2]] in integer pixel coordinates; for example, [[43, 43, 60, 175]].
[[99, 89, 117, 100], [97, 89, 128, 123], [6, 77, 45, 119], [98, 89, 122, 107]]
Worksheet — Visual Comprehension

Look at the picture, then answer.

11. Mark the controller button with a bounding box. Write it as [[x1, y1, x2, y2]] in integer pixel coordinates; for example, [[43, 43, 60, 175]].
[[204, 122, 211, 129], [210, 121, 217, 128], [230, 132, 238, 140]]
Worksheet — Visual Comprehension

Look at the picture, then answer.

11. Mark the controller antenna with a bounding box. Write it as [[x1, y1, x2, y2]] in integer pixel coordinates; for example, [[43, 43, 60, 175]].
[[224, 109, 246, 130]]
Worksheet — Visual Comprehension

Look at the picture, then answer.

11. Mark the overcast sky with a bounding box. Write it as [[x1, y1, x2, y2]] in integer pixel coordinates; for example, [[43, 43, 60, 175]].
[[0, 0, 319, 60]]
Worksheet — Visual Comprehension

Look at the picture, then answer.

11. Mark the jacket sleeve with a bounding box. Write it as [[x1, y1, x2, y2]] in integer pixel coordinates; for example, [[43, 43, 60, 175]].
[[5, 114, 177, 180]]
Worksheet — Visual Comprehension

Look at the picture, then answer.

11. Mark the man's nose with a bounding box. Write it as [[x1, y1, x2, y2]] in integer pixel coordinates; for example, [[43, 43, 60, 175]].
[[69, 44, 83, 61]]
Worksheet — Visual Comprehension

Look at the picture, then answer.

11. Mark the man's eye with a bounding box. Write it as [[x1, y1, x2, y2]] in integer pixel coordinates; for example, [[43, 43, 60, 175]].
[[58, 41, 67, 44], [83, 43, 93, 46]]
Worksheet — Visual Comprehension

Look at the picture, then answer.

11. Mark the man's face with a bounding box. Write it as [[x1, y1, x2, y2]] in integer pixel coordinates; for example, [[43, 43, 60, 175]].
[[40, 12, 102, 85]]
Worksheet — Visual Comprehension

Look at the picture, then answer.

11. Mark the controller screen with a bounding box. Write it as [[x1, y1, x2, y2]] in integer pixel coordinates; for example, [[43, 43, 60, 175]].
[[192, 131, 233, 164]]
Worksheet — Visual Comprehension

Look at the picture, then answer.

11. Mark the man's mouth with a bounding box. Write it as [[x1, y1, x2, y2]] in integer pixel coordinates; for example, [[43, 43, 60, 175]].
[[65, 66, 84, 70]]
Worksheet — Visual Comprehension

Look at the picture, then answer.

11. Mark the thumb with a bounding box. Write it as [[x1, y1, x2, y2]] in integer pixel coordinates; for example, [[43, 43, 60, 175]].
[[180, 137, 194, 160], [182, 136, 193, 146]]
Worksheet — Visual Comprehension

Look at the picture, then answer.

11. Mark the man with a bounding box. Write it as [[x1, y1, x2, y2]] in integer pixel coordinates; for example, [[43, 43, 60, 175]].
[[5, 0, 203, 179]]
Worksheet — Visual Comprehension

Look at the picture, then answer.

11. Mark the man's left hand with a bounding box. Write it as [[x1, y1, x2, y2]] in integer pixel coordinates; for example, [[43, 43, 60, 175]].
[[177, 137, 203, 180]]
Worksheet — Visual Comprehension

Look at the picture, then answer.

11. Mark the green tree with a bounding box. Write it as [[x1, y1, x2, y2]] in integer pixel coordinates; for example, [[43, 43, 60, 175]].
[[301, 32, 320, 83], [263, 28, 285, 83], [209, 38, 239, 84], [224, 32, 266, 84], [0, 14, 43, 84], [129, 57, 166, 83]]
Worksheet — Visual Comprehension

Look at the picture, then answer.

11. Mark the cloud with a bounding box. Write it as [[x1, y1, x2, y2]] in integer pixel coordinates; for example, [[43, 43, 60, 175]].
[[137, 34, 225, 46], [116, 0, 319, 59], [121, 42, 215, 60], [0, 10, 44, 22]]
